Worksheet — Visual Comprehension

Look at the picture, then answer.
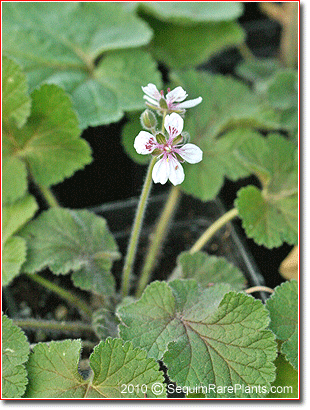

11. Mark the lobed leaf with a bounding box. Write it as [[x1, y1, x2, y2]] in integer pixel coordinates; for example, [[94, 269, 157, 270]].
[[2, 2, 161, 129], [2, 314, 30, 398], [20, 208, 120, 297], [25, 338, 165, 398], [140, 2, 244, 24], [2, 56, 31, 128], [266, 280, 298, 370], [235, 134, 298, 248], [267, 354, 298, 398], [2, 157, 28, 205], [144, 14, 245, 69], [172, 251, 246, 290], [118, 279, 277, 398]]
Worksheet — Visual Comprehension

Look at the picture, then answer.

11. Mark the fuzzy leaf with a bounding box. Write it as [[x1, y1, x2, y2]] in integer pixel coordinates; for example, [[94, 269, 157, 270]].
[[266, 280, 298, 370], [25, 338, 165, 398], [2, 56, 31, 128], [2, 2, 161, 128], [118, 280, 277, 398], [170, 70, 282, 201], [2, 314, 30, 398], [3, 195, 38, 244], [2, 157, 28, 205], [267, 69, 298, 111], [144, 14, 244, 69], [140, 2, 244, 24], [173, 251, 246, 290], [235, 134, 298, 248], [20, 208, 120, 297], [2, 237, 27, 287], [267, 354, 298, 398], [237, 58, 282, 92], [3, 84, 92, 188]]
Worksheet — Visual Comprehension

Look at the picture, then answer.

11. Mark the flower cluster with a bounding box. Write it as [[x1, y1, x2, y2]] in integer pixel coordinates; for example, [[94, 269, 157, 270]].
[[134, 83, 203, 186]]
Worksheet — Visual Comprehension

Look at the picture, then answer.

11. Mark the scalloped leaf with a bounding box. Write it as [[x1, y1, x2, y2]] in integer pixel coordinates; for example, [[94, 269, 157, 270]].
[[2, 195, 38, 286], [169, 70, 283, 200], [2, 56, 31, 129], [172, 251, 246, 290], [118, 280, 277, 398], [235, 134, 298, 248], [2, 157, 28, 205], [266, 280, 298, 370], [143, 14, 244, 69], [2, 2, 161, 128], [139, 2, 244, 24], [3, 84, 92, 188], [2, 314, 30, 398], [19, 208, 120, 297], [267, 354, 298, 398], [25, 338, 165, 398]]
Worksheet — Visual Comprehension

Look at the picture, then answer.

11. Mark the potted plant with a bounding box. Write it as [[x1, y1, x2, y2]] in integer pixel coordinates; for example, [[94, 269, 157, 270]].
[[2, 1, 298, 399]]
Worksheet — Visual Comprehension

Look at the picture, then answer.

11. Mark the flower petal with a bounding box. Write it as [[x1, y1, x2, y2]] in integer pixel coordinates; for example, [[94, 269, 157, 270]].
[[143, 95, 160, 107], [177, 97, 202, 109], [134, 131, 157, 155], [164, 113, 184, 139], [166, 86, 187, 103], [179, 143, 203, 164], [142, 83, 161, 101], [152, 157, 169, 184], [168, 157, 185, 185]]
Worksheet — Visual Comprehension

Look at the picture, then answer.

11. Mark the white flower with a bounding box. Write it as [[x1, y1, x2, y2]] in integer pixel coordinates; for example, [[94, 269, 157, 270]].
[[134, 113, 203, 186], [141, 84, 202, 114]]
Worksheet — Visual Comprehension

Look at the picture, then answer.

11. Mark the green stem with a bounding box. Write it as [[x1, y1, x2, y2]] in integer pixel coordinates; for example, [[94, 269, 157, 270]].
[[13, 318, 95, 334], [37, 184, 60, 208], [238, 42, 256, 61], [189, 208, 239, 254], [25, 273, 92, 319], [121, 157, 157, 297], [136, 186, 181, 298]]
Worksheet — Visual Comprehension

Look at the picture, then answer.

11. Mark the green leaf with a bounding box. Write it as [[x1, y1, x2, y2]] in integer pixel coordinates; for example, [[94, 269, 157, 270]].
[[2, 56, 31, 128], [2, 157, 28, 205], [170, 70, 283, 201], [172, 251, 247, 290], [3, 84, 92, 188], [267, 354, 298, 398], [25, 338, 165, 398], [3, 195, 38, 244], [118, 280, 277, 398], [92, 308, 119, 340], [2, 195, 38, 286], [266, 280, 298, 370], [20, 208, 120, 297], [2, 2, 161, 128], [237, 58, 282, 92], [140, 2, 244, 24], [2, 237, 27, 287], [235, 134, 298, 248], [2, 314, 30, 398], [267, 69, 298, 111], [143, 14, 244, 69]]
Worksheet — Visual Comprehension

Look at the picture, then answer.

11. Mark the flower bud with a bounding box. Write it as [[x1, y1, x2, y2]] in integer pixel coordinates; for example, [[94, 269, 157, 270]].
[[140, 109, 157, 130]]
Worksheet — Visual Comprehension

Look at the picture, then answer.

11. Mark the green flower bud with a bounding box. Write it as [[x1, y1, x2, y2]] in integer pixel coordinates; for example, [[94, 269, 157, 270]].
[[140, 109, 157, 130]]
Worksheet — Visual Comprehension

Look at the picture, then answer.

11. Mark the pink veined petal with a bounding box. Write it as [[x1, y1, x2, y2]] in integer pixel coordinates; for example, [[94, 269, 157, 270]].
[[134, 131, 157, 155], [179, 143, 203, 164], [164, 113, 184, 139], [142, 84, 161, 101], [152, 157, 170, 185], [168, 156, 185, 185], [177, 96, 203, 109], [166, 86, 187, 103]]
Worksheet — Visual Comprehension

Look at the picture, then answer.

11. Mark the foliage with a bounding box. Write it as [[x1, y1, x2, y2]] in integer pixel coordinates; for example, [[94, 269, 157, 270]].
[[2, 2, 298, 400]]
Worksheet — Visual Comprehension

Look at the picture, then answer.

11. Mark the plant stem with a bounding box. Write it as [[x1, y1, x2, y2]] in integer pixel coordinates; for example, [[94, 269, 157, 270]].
[[136, 186, 181, 298], [13, 318, 95, 334], [121, 157, 157, 297], [189, 208, 239, 254], [245, 285, 274, 294], [25, 273, 92, 319], [238, 42, 256, 61], [37, 184, 60, 208]]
